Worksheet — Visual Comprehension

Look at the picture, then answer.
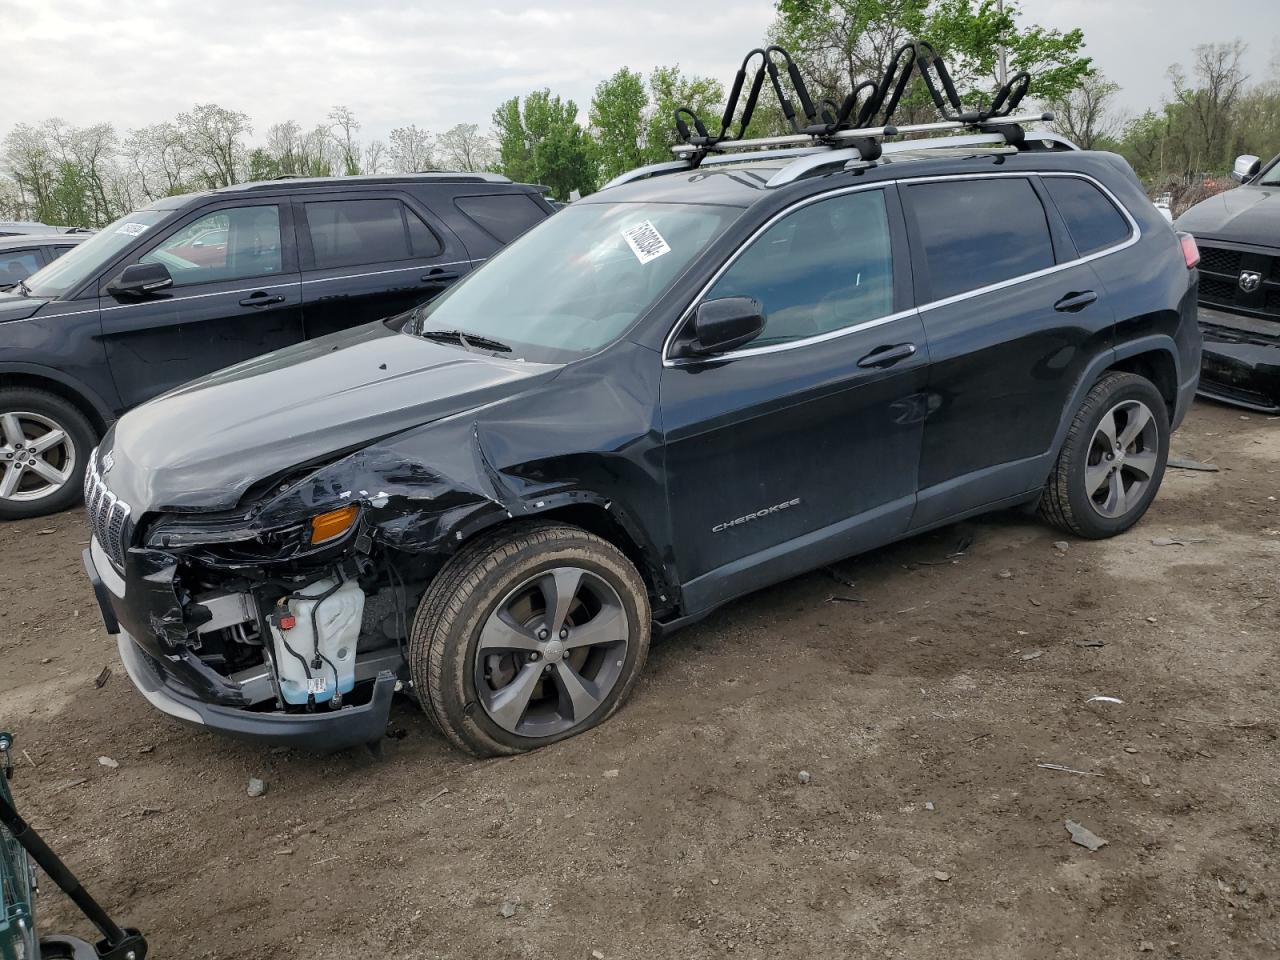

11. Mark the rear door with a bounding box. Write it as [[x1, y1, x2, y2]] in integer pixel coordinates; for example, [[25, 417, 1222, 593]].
[[295, 192, 471, 339], [901, 174, 1122, 528], [100, 200, 304, 408]]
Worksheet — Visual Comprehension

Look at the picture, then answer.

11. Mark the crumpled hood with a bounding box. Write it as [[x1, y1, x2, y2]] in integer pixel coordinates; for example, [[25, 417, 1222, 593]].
[[100, 322, 559, 512], [0, 292, 49, 323], [1176, 186, 1280, 247]]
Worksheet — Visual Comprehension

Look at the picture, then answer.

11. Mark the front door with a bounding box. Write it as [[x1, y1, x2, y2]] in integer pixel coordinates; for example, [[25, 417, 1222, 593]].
[[899, 174, 1119, 528], [660, 186, 929, 614], [294, 193, 472, 338], [100, 200, 303, 408]]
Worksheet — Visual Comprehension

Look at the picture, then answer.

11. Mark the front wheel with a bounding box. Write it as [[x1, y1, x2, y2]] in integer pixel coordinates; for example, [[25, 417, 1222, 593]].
[[0, 388, 96, 521], [409, 523, 651, 756], [1039, 372, 1170, 539]]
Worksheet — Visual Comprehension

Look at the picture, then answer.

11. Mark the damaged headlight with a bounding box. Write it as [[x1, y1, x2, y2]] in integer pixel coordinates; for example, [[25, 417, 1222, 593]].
[[144, 505, 362, 558]]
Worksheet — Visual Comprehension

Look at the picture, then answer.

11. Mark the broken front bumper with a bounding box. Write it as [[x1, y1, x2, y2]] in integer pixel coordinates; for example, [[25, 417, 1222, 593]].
[[1197, 307, 1280, 413], [83, 543, 396, 753]]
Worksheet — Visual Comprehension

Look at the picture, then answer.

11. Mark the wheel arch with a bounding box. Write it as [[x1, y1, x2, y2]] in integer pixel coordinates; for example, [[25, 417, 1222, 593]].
[[1050, 337, 1180, 461], [0, 363, 114, 436], [458, 494, 674, 612]]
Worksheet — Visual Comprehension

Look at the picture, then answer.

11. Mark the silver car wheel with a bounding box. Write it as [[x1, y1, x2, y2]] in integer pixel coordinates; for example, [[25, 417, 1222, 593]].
[[473, 566, 630, 738], [0, 411, 76, 504], [1084, 399, 1159, 519]]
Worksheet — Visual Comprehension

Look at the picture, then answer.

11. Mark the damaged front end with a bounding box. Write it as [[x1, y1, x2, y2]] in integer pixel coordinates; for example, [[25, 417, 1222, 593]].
[[83, 432, 524, 753], [1198, 307, 1280, 414]]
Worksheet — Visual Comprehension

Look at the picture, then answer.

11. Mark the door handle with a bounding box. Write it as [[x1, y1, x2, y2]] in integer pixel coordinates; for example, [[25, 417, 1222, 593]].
[[239, 292, 285, 307], [420, 270, 461, 284], [857, 342, 917, 369], [1053, 290, 1098, 313]]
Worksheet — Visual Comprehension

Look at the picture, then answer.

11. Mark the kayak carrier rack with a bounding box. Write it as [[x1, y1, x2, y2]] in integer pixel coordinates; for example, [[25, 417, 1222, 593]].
[[603, 39, 1074, 191]]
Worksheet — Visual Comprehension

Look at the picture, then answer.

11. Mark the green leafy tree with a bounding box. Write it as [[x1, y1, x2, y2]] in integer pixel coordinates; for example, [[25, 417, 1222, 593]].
[[770, 0, 1090, 125], [590, 68, 648, 182], [492, 90, 596, 199], [644, 66, 725, 163]]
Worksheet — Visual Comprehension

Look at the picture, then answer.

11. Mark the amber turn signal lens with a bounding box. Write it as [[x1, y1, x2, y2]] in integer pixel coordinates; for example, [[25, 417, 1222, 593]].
[[310, 505, 359, 545]]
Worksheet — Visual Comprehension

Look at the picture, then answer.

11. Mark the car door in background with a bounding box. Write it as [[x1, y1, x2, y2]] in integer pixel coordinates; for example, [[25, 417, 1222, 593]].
[[99, 201, 303, 408], [661, 186, 929, 612], [900, 174, 1120, 528], [295, 194, 471, 339]]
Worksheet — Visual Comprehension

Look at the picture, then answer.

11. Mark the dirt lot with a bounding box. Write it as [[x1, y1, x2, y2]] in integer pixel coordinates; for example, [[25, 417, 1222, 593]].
[[2, 400, 1277, 960]]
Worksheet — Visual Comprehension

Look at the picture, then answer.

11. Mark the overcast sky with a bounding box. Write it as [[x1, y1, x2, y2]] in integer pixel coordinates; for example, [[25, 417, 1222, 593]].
[[3, 0, 1275, 142]]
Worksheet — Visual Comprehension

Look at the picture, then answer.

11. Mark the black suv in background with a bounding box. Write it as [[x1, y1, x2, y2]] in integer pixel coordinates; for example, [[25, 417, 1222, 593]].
[[0, 173, 554, 518], [1176, 152, 1280, 412], [82, 137, 1201, 757]]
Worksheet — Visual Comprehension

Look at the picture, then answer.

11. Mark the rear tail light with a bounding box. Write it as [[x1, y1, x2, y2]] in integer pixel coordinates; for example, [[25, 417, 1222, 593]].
[[1178, 232, 1201, 269]]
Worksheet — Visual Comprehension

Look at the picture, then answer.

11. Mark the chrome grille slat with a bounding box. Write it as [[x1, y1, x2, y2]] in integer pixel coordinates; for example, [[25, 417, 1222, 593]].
[[83, 454, 132, 568]]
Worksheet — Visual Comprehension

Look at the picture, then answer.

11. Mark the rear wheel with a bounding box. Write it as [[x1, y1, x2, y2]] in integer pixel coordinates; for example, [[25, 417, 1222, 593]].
[[1040, 372, 1169, 539], [409, 523, 651, 756], [0, 388, 96, 521]]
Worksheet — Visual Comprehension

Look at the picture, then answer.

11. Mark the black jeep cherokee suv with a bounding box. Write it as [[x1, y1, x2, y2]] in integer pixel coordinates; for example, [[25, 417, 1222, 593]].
[[82, 142, 1201, 756], [1176, 151, 1280, 412], [0, 173, 553, 519]]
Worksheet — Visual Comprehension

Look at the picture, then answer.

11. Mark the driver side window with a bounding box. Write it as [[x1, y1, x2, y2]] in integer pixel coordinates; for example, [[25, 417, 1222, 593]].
[[707, 189, 894, 347], [140, 205, 282, 286]]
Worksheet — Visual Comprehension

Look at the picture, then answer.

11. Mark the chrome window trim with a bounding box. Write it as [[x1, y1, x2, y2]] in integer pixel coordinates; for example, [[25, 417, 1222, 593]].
[[300, 258, 471, 285], [661, 170, 1142, 368]]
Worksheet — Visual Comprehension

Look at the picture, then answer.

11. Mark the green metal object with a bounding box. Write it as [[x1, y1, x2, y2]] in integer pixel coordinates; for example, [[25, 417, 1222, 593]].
[[0, 733, 38, 960]]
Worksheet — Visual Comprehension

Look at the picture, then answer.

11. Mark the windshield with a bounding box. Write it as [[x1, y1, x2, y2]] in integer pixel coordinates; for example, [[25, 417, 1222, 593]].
[[1260, 157, 1280, 186], [22, 209, 172, 298], [408, 201, 743, 362]]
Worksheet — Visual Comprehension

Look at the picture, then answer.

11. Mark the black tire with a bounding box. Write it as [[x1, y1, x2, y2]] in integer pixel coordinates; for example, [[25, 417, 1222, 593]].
[[409, 522, 651, 756], [1040, 372, 1169, 539], [0, 387, 97, 521]]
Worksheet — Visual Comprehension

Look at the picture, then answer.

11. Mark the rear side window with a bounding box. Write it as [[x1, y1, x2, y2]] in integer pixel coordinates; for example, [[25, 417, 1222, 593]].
[[1043, 176, 1131, 256], [304, 198, 441, 269], [52, 245, 76, 259], [905, 178, 1054, 301], [707, 189, 894, 347], [454, 193, 547, 243]]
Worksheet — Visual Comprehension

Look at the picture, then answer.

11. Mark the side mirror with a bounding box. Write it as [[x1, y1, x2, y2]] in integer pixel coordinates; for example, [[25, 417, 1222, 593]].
[[1232, 154, 1261, 183], [107, 262, 173, 297], [684, 296, 766, 357]]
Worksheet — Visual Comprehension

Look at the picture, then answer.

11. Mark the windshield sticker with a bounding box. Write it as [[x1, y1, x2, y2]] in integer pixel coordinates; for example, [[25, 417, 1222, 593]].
[[115, 222, 150, 237], [621, 220, 671, 265]]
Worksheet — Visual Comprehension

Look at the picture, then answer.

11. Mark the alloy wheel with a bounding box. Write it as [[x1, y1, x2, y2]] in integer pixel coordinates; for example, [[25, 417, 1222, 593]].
[[474, 566, 630, 738], [1084, 399, 1159, 519], [0, 411, 76, 504]]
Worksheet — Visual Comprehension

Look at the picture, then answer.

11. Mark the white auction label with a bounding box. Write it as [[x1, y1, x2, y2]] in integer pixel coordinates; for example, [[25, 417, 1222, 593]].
[[621, 220, 671, 264]]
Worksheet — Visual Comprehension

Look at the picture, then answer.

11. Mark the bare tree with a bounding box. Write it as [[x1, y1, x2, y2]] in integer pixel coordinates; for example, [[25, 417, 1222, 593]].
[[125, 122, 193, 198], [435, 123, 496, 172], [389, 124, 434, 172], [176, 103, 251, 187], [1170, 41, 1250, 171], [328, 105, 362, 175], [363, 139, 387, 175], [1049, 72, 1123, 149]]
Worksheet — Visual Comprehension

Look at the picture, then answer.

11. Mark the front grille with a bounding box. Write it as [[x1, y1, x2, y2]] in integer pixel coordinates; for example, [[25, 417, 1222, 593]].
[[84, 453, 132, 568], [1196, 242, 1280, 320], [1200, 275, 1236, 304], [1200, 245, 1242, 275]]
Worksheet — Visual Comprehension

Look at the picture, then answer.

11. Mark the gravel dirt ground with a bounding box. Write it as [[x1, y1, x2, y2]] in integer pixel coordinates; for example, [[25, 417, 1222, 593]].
[[1, 400, 1277, 960]]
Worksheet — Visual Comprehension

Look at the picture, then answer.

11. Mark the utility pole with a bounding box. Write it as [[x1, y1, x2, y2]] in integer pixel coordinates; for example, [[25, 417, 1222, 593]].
[[997, 0, 1009, 86]]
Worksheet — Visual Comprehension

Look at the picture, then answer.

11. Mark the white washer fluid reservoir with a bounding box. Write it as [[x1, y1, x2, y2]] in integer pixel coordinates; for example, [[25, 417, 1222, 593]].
[[269, 578, 365, 706]]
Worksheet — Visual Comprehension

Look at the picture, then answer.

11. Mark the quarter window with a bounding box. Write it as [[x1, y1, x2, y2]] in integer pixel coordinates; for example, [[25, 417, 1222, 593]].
[[905, 178, 1054, 301], [304, 198, 441, 269], [705, 190, 894, 347], [1043, 176, 1131, 256], [140, 206, 283, 286], [455, 193, 547, 243]]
